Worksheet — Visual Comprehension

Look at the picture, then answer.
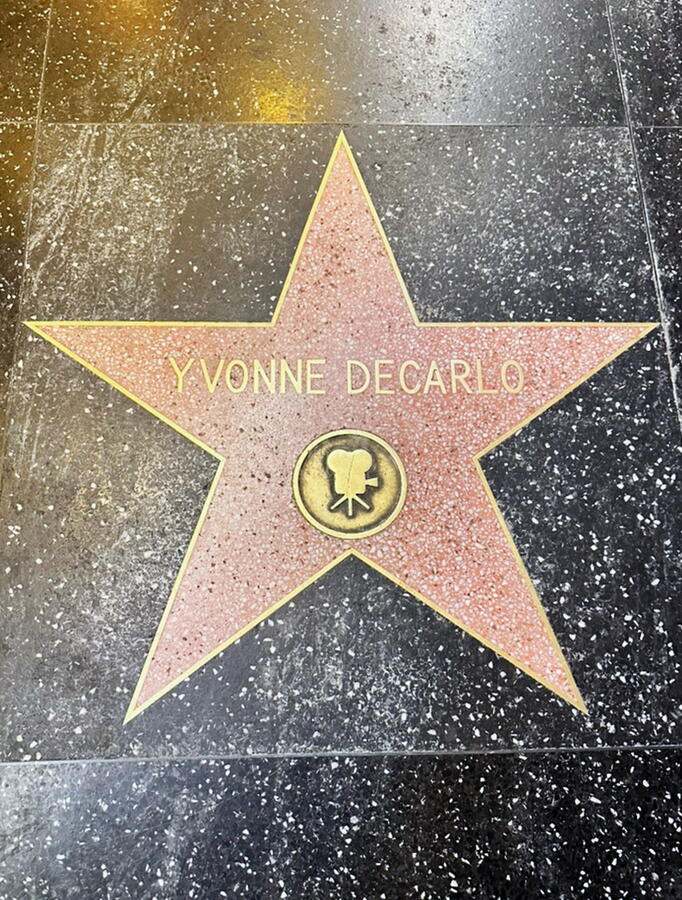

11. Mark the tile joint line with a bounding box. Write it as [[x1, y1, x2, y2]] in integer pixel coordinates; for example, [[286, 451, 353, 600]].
[[1, 743, 681, 769], [0, 0, 55, 490], [604, 0, 682, 434]]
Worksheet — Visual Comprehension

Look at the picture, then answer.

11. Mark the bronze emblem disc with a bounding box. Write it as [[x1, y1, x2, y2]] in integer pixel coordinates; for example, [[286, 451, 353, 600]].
[[293, 429, 406, 539]]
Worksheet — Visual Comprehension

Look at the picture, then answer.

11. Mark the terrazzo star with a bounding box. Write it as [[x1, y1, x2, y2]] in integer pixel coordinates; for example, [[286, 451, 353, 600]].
[[27, 133, 656, 721]]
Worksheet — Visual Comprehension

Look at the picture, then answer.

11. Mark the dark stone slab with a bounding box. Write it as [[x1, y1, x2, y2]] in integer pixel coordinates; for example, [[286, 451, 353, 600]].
[[3, 124, 678, 760], [22, 125, 336, 323], [352, 126, 656, 322], [21, 124, 656, 322], [0, 0, 50, 121], [0, 124, 35, 456], [610, 0, 682, 126], [634, 127, 682, 410], [42, 0, 623, 124], [0, 749, 679, 898]]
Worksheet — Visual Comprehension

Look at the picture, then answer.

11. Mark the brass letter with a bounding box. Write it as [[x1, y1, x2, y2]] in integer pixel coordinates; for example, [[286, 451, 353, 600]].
[[199, 359, 225, 394], [475, 359, 498, 394], [279, 359, 303, 394], [306, 359, 326, 395], [501, 360, 524, 394], [347, 360, 370, 395], [254, 359, 276, 394], [399, 360, 421, 394], [424, 361, 447, 394], [225, 359, 248, 393], [374, 359, 395, 395], [169, 357, 194, 393], [449, 359, 473, 393]]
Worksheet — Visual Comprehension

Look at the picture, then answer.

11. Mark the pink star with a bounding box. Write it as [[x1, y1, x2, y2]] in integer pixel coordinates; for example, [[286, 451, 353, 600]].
[[28, 134, 655, 721]]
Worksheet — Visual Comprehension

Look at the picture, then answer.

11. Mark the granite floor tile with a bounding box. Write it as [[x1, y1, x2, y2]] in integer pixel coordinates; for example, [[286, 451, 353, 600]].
[[0, 0, 51, 121], [0, 749, 680, 898], [634, 127, 682, 410], [349, 126, 656, 322], [610, 0, 682, 126], [22, 125, 337, 323], [0, 123, 36, 455], [41, 0, 623, 125], [20, 124, 656, 323], [2, 124, 679, 760]]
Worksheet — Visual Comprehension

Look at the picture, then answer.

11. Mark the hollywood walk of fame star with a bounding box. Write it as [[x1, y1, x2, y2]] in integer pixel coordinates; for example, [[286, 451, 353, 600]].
[[27, 133, 656, 721]]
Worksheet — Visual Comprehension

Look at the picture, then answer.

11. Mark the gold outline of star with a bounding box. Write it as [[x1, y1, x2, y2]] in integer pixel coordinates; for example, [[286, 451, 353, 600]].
[[25, 133, 657, 722]]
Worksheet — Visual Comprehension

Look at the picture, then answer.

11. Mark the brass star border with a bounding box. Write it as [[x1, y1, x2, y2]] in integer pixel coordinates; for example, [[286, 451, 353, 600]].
[[25, 133, 657, 722]]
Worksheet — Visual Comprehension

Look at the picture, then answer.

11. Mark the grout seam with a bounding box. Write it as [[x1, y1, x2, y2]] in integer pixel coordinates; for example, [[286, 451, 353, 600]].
[[34, 120, 630, 129], [0, 743, 680, 769], [0, 1, 55, 489], [604, 0, 682, 433]]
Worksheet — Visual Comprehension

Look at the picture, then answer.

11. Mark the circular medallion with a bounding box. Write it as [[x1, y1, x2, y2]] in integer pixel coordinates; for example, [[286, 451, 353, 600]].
[[293, 430, 406, 539]]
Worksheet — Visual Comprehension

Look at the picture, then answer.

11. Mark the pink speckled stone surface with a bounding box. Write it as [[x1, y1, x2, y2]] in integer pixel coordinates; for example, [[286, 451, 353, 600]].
[[39, 143, 651, 715]]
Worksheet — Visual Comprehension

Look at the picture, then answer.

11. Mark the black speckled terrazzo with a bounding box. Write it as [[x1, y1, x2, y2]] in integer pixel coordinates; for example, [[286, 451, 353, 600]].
[[635, 127, 682, 403], [0, 0, 51, 121], [1, 750, 680, 899], [610, 0, 682, 126], [41, 0, 623, 125], [0, 124, 33, 448], [1, 1, 681, 896]]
